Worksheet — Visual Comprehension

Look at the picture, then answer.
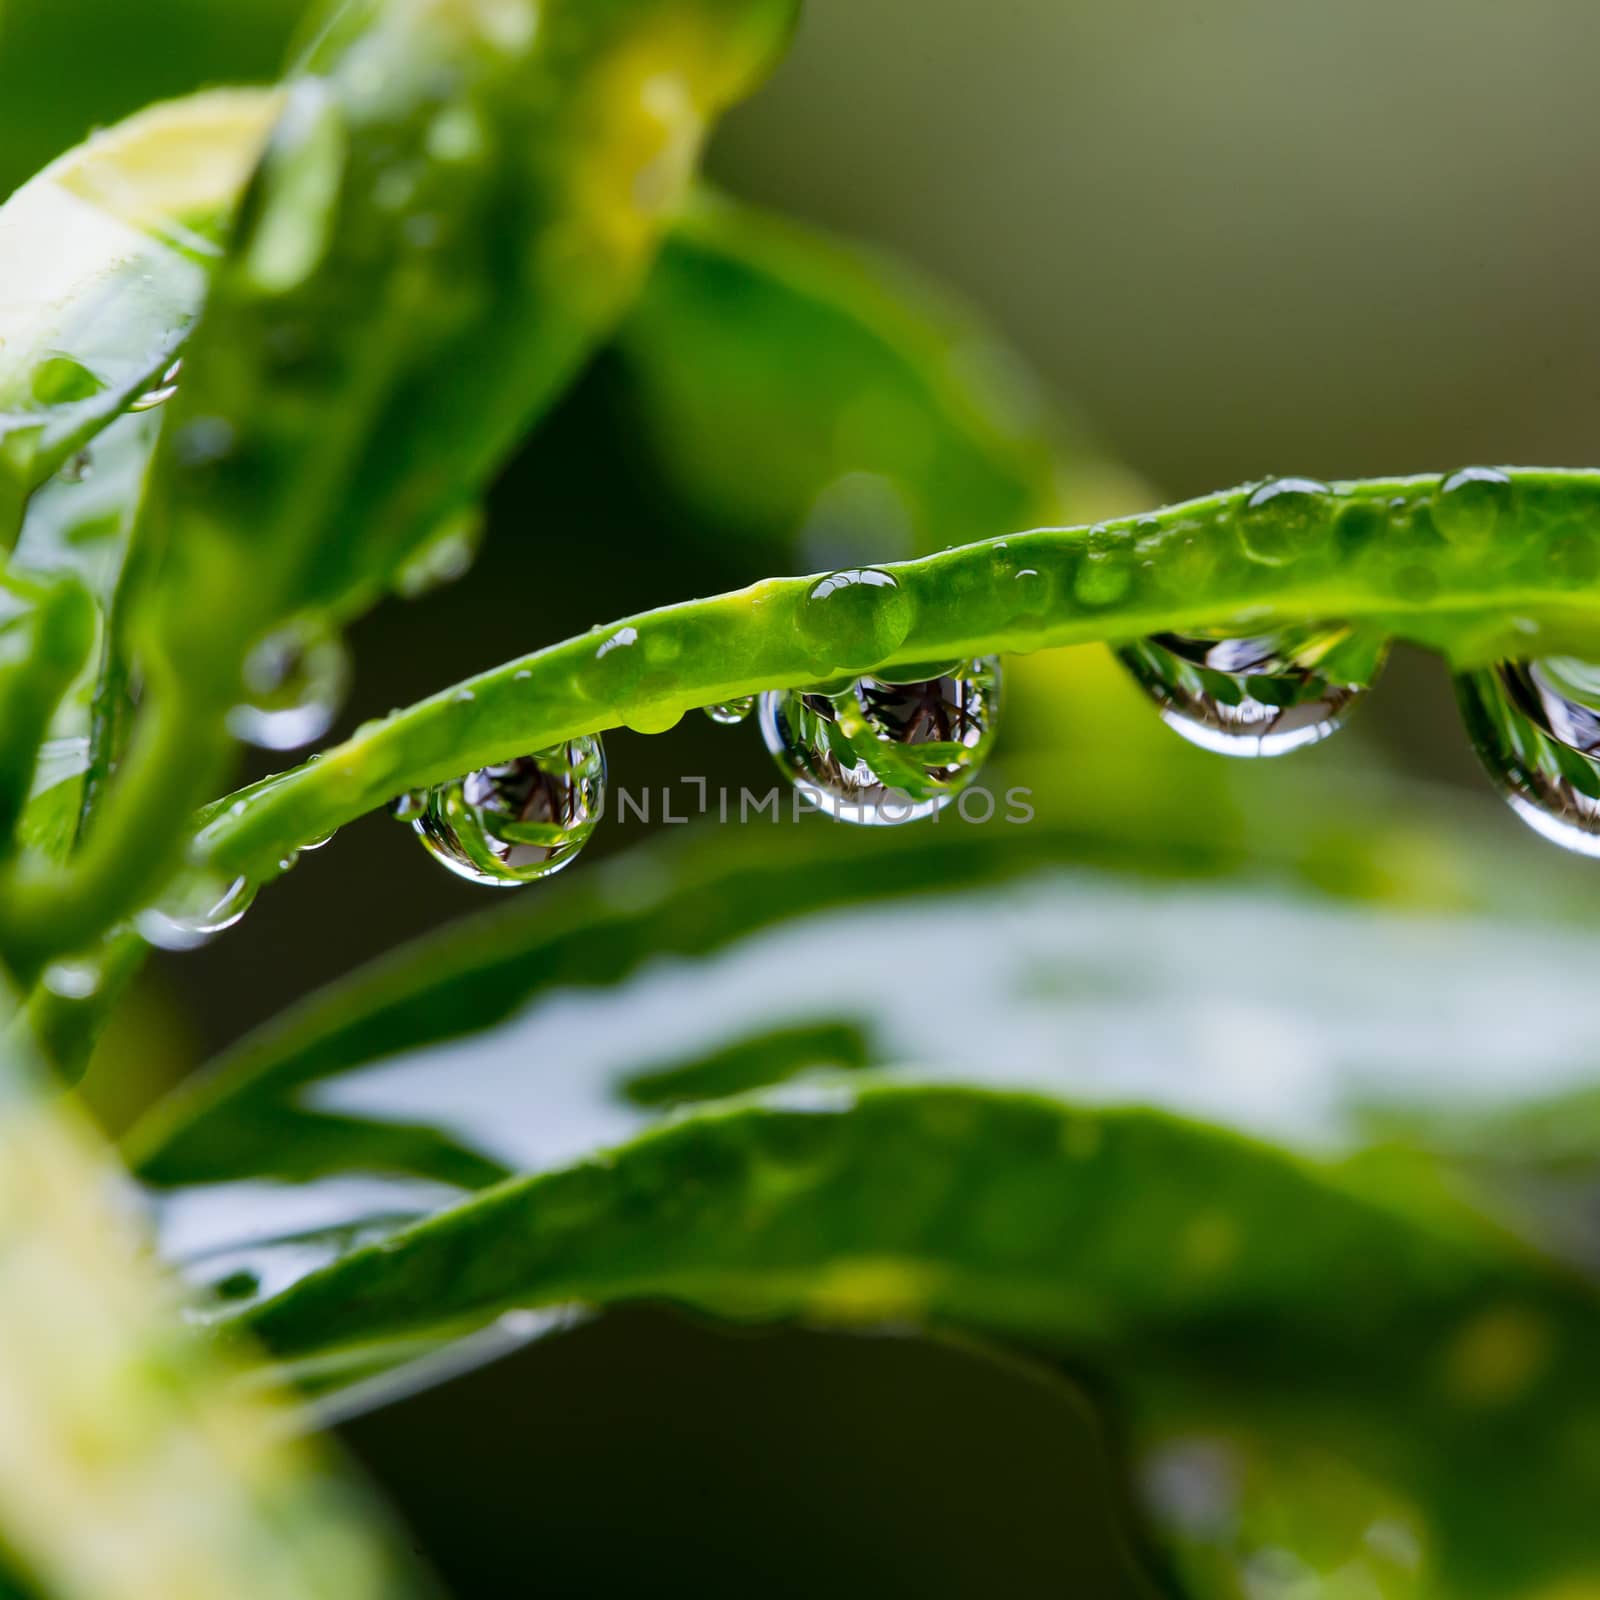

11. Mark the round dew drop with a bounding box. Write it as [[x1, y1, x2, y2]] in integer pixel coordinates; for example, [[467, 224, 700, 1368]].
[[1236, 477, 1333, 565], [701, 696, 755, 725], [795, 568, 913, 673], [137, 873, 256, 951], [1433, 467, 1512, 546], [228, 618, 349, 751], [413, 737, 606, 886], [1117, 625, 1381, 757], [1457, 656, 1600, 856], [759, 657, 1001, 826]]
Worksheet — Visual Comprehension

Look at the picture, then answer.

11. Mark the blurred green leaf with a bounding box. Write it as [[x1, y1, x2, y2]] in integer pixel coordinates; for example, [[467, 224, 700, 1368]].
[[615, 191, 1143, 563], [0, 1032, 431, 1600], [0, 91, 275, 531], [236, 1082, 1600, 1599]]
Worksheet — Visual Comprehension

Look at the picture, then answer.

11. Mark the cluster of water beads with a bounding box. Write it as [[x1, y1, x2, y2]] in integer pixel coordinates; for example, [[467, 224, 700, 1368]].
[[227, 616, 350, 751], [1117, 624, 1384, 758], [1457, 655, 1600, 856], [757, 657, 1002, 825], [407, 736, 607, 886]]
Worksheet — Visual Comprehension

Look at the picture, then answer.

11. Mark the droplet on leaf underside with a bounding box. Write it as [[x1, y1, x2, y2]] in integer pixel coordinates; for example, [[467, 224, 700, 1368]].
[[1458, 655, 1600, 856], [701, 696, 755, 725], [413, 737, 606, 886], [136, 873, 256, 951], [227, 617, 349, 751], [1117, 624, 1382, 758], [759, 657, 1001, 826]]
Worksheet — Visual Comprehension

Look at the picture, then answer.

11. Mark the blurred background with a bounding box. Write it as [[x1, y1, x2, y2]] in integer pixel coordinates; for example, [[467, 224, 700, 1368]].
[[7, 1, 1600, 1592]]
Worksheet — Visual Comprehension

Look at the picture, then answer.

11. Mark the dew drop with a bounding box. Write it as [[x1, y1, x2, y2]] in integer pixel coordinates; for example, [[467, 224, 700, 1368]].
[[1236, 477, 1333, 565], [129, 358, 182, 412], [1118, 625, 1381, 757], [388, 790, 428, 821], [227, 617, 349, 750], [759, 657, 1000, 825], [1457, 656, 1600, 855], [1433, 467, 1511, 546], [701, 696, 754, 725], [413, 737, 606, 885], [795, 568, 913, 673], [393, 506, 483, 598], [42, 960, 100, 1000], [136, 873, 256, 951]]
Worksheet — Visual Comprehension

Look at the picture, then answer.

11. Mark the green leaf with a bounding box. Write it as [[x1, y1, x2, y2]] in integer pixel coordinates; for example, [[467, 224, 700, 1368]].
[[131, 764, 1600, 1263], [0, 0, 802, 973], [0, 1027, 431, 1599], [179, 469, 1600, 891], [0, 91, 277, 531], [615, 191, 1140, 558], [238, 1084, 1600, 1599]]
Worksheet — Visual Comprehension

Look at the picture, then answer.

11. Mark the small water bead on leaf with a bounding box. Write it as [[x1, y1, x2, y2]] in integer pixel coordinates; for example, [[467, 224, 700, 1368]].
[[1117, 624, 1382, 758], [227, 617, 349, 750], [795, 567, 914, 673], [129, 358, 182, 412], [701, 696, 754, 725], [1236, 477, 1333, 565], [136, 873, 256, 951], [1433, 467, 1512, 547], [759, 657, 1000, 826], [413, 737, 606, 886], [1457, 656, 1600, 856]]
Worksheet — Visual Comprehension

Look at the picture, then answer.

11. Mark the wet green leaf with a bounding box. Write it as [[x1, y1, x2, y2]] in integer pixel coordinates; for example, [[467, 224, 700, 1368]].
[[235, 1083, 1600, 1599], [0, 91, 276, 533]]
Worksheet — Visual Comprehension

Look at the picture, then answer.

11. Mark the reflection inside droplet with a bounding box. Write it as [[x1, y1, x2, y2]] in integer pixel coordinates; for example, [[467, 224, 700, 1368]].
[[759, 657, 1000, 825], [413, 737, 606, 885], [1118, 625, 1382, 757]]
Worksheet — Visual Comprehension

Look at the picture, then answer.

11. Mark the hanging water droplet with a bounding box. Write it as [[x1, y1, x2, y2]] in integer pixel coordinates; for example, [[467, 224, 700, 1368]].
[[393, 505, 483, 598], [129, 358, 182, 412], [1117, 625, 1382, 757], [759, 658, 1000, 825], [227, 617, 349, 750], [1457, 656, 1600, 855], [388, 789, 428, 821], [42, 960, 101, 1000], [60, 448, 93, 483], [136, 873, 256, 951], [701, 696, 754, 725], [413, 737, 606, 885]]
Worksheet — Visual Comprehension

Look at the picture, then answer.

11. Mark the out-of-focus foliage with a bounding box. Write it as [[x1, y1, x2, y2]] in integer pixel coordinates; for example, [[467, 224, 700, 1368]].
[[133, 768, 1600, 1596]]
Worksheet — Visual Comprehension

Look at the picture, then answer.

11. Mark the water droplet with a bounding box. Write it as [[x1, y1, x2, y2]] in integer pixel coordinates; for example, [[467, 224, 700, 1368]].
[[137, 873, 255, 951], [42, 960, 100, 1000], [795, 568, 913, 673], [388, 790, 428, 821], [300, 829, 335, 851], [393, 505, 483, 598], [1237, 477, 1332, 565], [759, 658, 1000, 825], [413, 738, 606, 885], [1458, 656, 1600, 855], [701, 696, 754, 725], [1118, 624, 1380, 757], [227, 617, 349, 750], [60, 448, 93, 483], [1433, 467, 1511, 546], [129, 358, 182, 412]]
